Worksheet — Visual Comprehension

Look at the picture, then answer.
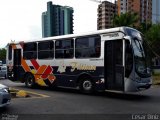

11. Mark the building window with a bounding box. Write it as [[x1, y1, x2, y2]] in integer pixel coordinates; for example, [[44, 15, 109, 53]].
[[23, 42, 37, 59], [55, 39, 74, 59], [38, 41, 54, 59], [75, 35, 101, 58]]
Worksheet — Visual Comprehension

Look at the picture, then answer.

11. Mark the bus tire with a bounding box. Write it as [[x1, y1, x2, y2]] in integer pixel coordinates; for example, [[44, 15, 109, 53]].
[[25, 73, 36, 88], [79, 78, 94, 94]]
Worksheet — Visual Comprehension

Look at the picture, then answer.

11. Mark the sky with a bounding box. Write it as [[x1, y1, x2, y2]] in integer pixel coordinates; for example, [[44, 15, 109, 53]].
[[0, 0, 113, 48]]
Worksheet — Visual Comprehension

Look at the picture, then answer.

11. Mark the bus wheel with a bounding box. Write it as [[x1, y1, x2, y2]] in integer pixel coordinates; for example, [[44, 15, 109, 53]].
[[79, 78, 94, 94], [25, 73, 36, 88]]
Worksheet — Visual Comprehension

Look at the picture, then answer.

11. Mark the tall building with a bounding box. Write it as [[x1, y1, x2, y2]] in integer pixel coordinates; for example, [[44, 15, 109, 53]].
[[117, 0, 152, 23], [97, 1, 117, 30], [42, 1, 74, 37], [152, 0, 160, 24]]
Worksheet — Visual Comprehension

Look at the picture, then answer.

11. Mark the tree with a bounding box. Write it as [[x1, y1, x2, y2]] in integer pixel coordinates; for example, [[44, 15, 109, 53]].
[[0, 48, 6, 61], [145, 24, 160, 58], [137, 22, 152, 34], [112, 12, 139, 28]]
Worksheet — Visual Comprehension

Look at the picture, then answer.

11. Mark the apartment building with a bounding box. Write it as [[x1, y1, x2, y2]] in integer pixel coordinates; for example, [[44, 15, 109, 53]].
[[97, 1, 117, 30], [117, 0, 152, 23]]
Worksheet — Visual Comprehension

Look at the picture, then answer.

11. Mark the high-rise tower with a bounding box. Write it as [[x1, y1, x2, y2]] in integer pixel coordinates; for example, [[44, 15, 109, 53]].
[[97, 1, 117, 30], [42, 1, 74, 37]]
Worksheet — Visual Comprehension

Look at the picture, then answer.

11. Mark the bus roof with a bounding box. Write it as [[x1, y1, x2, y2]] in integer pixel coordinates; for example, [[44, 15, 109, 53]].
[[9, 27, 139, 44]]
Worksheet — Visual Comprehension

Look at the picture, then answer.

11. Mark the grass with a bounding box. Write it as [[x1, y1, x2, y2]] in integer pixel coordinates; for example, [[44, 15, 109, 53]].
[[152, 73, 160, 85]]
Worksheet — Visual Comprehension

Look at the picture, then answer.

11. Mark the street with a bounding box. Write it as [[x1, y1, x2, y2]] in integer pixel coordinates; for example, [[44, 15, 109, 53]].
[[0, 79, 160, 119]]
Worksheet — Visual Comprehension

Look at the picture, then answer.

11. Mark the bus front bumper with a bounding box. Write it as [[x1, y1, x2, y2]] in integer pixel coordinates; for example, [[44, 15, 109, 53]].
[[125, 78, 152, 92]]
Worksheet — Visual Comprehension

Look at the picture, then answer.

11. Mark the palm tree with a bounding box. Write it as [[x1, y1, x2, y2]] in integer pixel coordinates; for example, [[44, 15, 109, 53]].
[[112, 12, 139, 28]]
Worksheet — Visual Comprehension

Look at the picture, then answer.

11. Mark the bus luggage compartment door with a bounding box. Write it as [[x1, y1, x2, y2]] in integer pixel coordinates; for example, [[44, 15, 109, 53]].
[[13, 49, 22, 81], [104, 40, 124, 91]]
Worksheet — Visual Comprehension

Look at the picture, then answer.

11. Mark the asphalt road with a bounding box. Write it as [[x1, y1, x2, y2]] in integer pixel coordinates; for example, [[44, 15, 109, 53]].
[[0, 79, 160, 119]]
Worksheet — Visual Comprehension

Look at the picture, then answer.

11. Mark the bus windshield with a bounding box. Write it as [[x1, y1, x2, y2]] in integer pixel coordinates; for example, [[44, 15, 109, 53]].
[[125, 28, 151, 78], [132, 38, 151, 77]]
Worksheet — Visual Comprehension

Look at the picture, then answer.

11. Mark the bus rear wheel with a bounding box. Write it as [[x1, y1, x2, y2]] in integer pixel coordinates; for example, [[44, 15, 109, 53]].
[[79, 78, 94, 94], [25, 73, 36, 88]]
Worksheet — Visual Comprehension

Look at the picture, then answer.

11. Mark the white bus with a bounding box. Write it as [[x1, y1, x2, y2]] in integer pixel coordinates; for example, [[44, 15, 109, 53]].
[[6, 27, 151, 93]]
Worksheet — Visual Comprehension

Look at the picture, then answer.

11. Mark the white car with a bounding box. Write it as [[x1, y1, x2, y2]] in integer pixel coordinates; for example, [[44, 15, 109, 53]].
[[0, 84, 11, 107]]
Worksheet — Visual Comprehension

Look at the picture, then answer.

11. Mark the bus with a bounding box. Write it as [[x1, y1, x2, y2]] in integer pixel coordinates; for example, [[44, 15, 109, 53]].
[[6, 27, 151, 93]]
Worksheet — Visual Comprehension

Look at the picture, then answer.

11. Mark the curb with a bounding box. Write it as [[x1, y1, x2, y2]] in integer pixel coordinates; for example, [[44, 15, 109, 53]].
[[9, 88, 49, 98]]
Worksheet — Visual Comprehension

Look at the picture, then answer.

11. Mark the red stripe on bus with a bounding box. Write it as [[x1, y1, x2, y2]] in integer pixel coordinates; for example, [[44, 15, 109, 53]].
[[31, 59, 40, 70], [21, 58, 31, 72], [41, 66, 52, 79], [35, 65, 47, 81]]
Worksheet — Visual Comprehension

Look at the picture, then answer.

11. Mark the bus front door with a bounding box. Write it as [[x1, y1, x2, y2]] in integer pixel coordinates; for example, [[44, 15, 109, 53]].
[[13, 49, 21, 81], [104, 40, 124, 91]]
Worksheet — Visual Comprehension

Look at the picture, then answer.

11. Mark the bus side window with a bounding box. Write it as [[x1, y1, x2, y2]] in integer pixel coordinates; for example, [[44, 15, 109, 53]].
[[55, 39, 74, 59], [38, 41, 54, 59], [125, 41, 133, 77], [23, 42, 37, 59], [75, 35, 101, 58]]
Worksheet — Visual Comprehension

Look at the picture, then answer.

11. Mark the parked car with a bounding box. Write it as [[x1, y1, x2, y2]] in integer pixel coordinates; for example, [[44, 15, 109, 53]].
[[0, 66, 7, 79], [0, 84, 11, 107]]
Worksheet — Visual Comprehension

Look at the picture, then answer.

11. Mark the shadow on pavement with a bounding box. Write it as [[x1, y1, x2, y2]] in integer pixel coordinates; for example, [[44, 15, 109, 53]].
[[94, 91, 151, 101], [14, 85, 151, 102], [1, 79, 153, 101]]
